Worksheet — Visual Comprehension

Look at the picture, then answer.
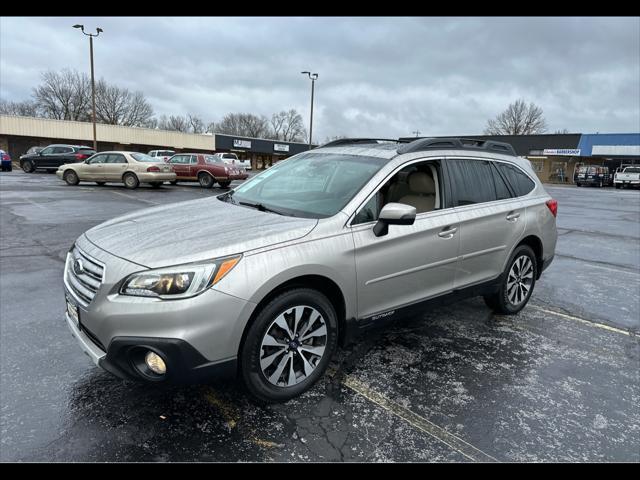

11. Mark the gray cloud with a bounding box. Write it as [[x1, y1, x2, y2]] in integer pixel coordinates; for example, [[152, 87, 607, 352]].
[[1, 16, 638, 140]]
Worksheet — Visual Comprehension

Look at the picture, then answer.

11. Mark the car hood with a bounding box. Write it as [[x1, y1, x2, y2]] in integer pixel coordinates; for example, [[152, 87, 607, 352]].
[[84, 197, 318, 268]]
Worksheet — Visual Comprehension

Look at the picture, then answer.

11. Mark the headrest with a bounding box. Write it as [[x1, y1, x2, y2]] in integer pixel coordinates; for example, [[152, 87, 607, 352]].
[[408, 172, 435, 194]]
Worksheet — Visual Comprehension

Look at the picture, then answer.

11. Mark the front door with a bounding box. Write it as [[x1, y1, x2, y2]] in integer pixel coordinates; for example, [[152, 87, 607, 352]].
[[102, 153, 129, 182], [82, 153, 108, 180], [351, 159, 460, 320]]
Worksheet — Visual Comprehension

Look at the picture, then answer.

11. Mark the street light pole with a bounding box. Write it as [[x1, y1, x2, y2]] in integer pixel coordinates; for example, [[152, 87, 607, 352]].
[[301, 71, 318, 149], [73, 24, 103, 152]]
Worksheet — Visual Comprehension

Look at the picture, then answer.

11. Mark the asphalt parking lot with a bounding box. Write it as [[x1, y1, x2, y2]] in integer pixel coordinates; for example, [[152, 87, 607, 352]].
[[1, 172, 639, 462]]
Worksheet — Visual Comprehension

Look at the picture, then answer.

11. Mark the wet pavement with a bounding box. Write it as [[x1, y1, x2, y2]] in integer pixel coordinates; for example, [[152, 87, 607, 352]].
[[1, 172, 639, 462]]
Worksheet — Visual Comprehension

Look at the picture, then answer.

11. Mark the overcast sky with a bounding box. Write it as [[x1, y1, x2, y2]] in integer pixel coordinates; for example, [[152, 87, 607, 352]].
[[1, 16, 639, 140]]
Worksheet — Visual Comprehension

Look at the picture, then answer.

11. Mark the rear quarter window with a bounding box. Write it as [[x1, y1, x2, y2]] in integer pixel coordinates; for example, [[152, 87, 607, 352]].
[[495, 163, 535, 197]]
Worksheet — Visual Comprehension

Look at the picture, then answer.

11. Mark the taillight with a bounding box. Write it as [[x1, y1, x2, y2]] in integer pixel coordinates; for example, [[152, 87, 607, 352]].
[[75, 153, 87, 161], [147, 166, 160, 172], [546, 199, 558, 217]]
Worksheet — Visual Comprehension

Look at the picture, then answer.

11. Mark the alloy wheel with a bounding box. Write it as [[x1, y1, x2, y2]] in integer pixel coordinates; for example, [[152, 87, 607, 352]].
[[259, 305, 327, 387], [506, 255, 534, 306]]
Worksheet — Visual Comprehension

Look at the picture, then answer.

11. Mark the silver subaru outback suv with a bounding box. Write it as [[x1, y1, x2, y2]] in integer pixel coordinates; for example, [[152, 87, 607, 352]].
[[64, 137, 557, 402]]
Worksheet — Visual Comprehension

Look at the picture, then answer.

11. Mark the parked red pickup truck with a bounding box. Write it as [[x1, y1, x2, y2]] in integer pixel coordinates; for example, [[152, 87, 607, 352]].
[[167, 153, 248, 188]]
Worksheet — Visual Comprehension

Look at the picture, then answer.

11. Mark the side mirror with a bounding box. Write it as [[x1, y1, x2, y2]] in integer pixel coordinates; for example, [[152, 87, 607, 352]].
[[373, 203, 416, 237]]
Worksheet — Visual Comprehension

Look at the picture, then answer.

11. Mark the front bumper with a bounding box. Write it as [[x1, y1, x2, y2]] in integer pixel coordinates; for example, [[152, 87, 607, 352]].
[[64, 236, 255, 383]]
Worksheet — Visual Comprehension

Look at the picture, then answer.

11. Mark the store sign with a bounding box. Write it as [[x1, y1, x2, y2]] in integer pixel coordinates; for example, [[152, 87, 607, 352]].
[[233, 139, 252, 149], [274, 143, 290, 152], [543, 149, 580, 156]]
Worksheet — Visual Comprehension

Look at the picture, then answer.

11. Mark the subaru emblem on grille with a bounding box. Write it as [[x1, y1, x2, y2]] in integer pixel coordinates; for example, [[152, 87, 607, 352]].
[[73, 259, 85, 275]]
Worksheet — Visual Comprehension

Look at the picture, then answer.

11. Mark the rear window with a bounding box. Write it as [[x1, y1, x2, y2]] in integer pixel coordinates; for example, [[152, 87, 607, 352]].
[[624, 167, 640, 173], [221, 153, 238, 160], [131, 153, 163, 162], [158, 151, 174, 156], [205, 155, 222, 164], [495, 162, 535, 197], [77, 149, 96, 155]]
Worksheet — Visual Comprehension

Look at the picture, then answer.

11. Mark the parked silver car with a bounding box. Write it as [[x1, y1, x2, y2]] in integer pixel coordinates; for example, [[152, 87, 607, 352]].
[[63, 137, 557, 402]]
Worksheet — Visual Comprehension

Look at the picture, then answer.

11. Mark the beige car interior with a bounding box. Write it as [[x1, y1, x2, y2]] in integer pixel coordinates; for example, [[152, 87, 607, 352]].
[[382, 163, 440, 214]]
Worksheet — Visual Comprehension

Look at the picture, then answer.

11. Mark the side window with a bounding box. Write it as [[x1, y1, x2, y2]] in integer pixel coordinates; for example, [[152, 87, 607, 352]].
[[106, 154, 127, 164], [40, 147, 55, 155], [496, 163, 535, 197], [149, 151, 157, 157], [88, 154, 107, 164], [447, 159, 498, 206], [490, 163, 513, 200], [352, 160, 443, 225], [53, 147, 71, 154], [190, 155, 198, 164], [169, 155, 183, 164], [353, 193, 381, 225]]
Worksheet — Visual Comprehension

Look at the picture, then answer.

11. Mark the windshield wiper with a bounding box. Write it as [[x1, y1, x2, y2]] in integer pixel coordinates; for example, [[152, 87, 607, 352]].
[[238, 201, 285, 216]]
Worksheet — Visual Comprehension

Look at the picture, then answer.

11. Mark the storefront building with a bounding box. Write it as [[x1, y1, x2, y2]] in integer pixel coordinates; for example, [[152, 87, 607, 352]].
[[213, 134, 312, 170], [447, 133, 640, 183]]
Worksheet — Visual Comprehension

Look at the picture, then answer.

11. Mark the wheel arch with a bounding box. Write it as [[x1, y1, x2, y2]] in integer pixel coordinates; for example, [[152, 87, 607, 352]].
[[515, 234, 544, 279], [237, 274, 348, 360]]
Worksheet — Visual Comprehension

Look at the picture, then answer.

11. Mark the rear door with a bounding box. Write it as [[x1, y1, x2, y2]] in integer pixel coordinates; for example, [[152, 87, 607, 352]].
[[49, 146, 74, 168], [447, 157, 525, 288]]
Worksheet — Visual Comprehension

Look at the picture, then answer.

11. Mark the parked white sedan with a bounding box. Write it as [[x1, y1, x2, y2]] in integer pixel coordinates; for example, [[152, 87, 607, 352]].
[[56, 151, 176, 189]]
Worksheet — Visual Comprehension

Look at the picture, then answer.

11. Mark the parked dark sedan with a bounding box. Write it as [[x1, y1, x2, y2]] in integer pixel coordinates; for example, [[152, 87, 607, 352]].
[[20, 144, 96, 173]]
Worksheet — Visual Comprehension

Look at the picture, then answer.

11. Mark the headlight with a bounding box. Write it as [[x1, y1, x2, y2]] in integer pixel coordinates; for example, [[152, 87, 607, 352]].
[[120, 255, 241, 299]]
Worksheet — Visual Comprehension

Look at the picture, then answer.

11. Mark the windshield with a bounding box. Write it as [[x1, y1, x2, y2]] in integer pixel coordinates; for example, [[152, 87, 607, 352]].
[[226, 152, 387, 218], [132, 153, 163, 162]]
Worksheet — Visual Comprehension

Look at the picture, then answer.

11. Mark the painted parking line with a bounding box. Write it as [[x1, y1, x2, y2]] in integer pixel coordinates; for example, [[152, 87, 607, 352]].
[[108, 190, 160, 205], [530, 304, 633, 337], [341, 374, 498, 463]]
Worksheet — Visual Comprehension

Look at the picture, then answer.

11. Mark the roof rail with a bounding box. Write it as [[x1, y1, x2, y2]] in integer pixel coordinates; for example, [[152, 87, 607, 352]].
[[320, 138, 409, 148], [396, 137, 517, 156]]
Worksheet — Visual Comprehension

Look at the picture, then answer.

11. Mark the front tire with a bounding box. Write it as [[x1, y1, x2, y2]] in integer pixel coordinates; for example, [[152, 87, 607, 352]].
[[240, 288, 338, 403], [96, 181, 106, 186], [22, 160, 35, 173], [63, 170, 80, 186], [484, 244, 537, 315], [123, 172, 139, 189]]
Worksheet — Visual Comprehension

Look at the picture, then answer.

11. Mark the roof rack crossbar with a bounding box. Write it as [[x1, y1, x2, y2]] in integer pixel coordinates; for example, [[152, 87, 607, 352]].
[[320, 138, 409, 148], [396, 137, 516, 156]]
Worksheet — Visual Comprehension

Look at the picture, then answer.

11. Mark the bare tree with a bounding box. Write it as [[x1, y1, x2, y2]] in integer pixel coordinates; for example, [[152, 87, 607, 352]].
[[270, 109, 307, 142], [157, 115, 190, 132], [94, 80, 154, 127], [214, 113, 270, 138], [32, 69, 92, 121], [187, 114, 206, 134], [323, 135, 348, 144], [554, 128, 570, 134], [0, 99, 39, 116], [206, 121, 216, 134], [484, 99, 547, 135]]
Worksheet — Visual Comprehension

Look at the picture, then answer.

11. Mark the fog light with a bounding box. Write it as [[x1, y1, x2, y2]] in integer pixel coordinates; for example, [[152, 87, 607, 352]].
[[145, 351, 166, 375]]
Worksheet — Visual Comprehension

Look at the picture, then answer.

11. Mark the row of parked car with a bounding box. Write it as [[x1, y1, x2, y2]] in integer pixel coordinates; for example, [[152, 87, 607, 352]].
[[13, 144, 250, 189]]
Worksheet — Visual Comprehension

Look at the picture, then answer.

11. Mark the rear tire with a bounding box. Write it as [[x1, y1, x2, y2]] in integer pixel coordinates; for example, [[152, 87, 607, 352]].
[[198, 173, 214, 188], [615, 184, 620, 189], [240, 288, 338, 403], [218, 181, 231, 189], [22, 160, 35, 173], [123, 172, 139, 189], [63, 170, 79, 186], [150, 182, 162, 188], [170, 180, 178, 185], [483, 244, 537, 315]]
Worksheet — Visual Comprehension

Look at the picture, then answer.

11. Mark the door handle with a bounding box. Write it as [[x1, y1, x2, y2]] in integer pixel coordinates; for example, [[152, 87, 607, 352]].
[[506, 212, 520, 222], [438, 227, 457, 238]]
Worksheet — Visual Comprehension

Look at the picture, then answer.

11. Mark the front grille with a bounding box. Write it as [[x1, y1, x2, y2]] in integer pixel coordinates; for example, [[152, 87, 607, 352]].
[[65, 246, 105, 307]]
